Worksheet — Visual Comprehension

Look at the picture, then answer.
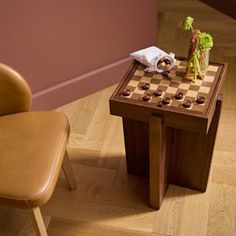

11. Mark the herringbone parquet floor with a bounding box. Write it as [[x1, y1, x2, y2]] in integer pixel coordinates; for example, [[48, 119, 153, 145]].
[[0, 1, 235, 235]]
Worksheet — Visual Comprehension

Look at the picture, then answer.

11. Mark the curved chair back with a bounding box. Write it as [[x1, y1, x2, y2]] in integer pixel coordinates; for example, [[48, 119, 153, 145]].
[[0, 63, 32, 116]]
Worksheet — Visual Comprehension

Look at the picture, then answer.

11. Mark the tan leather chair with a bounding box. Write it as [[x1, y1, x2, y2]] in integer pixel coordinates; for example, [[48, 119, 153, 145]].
[[0, 63, 76, 235]]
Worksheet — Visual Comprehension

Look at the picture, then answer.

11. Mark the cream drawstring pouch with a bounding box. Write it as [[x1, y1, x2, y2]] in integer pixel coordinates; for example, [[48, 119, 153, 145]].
[[130, 46, 176, 73]]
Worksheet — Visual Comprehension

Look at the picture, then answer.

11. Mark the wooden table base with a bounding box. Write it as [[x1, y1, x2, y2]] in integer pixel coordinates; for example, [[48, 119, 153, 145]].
[[122, 96, 223, 209]]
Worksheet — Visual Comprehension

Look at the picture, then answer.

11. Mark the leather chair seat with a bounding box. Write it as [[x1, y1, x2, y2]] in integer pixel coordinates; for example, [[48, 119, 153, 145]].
[[0, 111, 70, 209]]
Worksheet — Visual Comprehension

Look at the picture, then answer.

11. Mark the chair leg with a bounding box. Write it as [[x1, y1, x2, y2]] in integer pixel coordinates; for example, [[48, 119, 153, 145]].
[[62, 151, 77, 190], [30, 207, 48, 236]]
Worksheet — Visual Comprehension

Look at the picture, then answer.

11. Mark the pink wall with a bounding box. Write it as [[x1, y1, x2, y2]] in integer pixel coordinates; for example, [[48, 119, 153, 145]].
[[0, 0, 157, 109]]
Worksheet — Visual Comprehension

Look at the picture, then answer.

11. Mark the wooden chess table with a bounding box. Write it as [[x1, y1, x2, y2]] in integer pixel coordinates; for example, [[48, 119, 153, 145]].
[[109, 58, 227, 209]]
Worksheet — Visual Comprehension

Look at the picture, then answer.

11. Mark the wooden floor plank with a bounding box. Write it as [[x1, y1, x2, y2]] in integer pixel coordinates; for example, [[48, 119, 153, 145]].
[[43, 197, 156, 233], [47, 218, 166, 236], [1, 1, 235, 235], [212, 151, 236, 186], [207, 183, 236, 236]]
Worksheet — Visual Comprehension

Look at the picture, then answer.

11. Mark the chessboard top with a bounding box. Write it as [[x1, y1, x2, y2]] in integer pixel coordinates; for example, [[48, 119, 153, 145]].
[[111, 59, 226, 119], [110, 58, 227, 133]]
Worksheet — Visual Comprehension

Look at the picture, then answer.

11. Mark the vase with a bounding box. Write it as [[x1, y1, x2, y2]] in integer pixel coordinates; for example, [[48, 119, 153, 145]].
[[199, 48, 209, 75]]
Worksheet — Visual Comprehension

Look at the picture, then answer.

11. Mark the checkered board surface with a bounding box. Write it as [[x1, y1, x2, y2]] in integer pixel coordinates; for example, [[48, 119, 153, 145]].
[[120, 60, 220, 114]]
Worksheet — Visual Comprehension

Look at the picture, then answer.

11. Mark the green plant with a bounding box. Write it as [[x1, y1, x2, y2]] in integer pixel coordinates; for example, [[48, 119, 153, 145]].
[[182, 16, 214, 82], [182, 16, 214, 50], [183, 16, 194, 31], [199, 32, 214, 49]]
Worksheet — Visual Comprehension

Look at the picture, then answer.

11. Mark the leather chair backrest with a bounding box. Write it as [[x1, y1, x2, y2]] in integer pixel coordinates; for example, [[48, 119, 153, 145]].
[[0, 63, 32, 116]]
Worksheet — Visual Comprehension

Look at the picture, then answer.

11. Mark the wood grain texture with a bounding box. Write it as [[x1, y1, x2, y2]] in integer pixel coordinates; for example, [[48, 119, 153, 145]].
[[122, 118, 149, 176], [157, 0, 236, 110], [110, 60, 227, 134], [31, 207, 48, 236], [149, 116, 161, 209], [110, 57, 225, 208], [62, 152, 77, 190], [207, 183, 236, 236], [0, 1, 235, 235], [47, 218, 165, 236], [168, 95, 223, 191], [0, 84, 235, 236], [149, 116, 168, 209]]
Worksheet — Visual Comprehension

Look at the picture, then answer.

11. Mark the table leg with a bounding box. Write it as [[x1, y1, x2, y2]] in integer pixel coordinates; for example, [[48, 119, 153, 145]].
[[122, 96, 222, 209], [149, 116, 169, 209], [168, 95, 223, 191], [122, 118, 149, 176], [123, 116, 169, 209]]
